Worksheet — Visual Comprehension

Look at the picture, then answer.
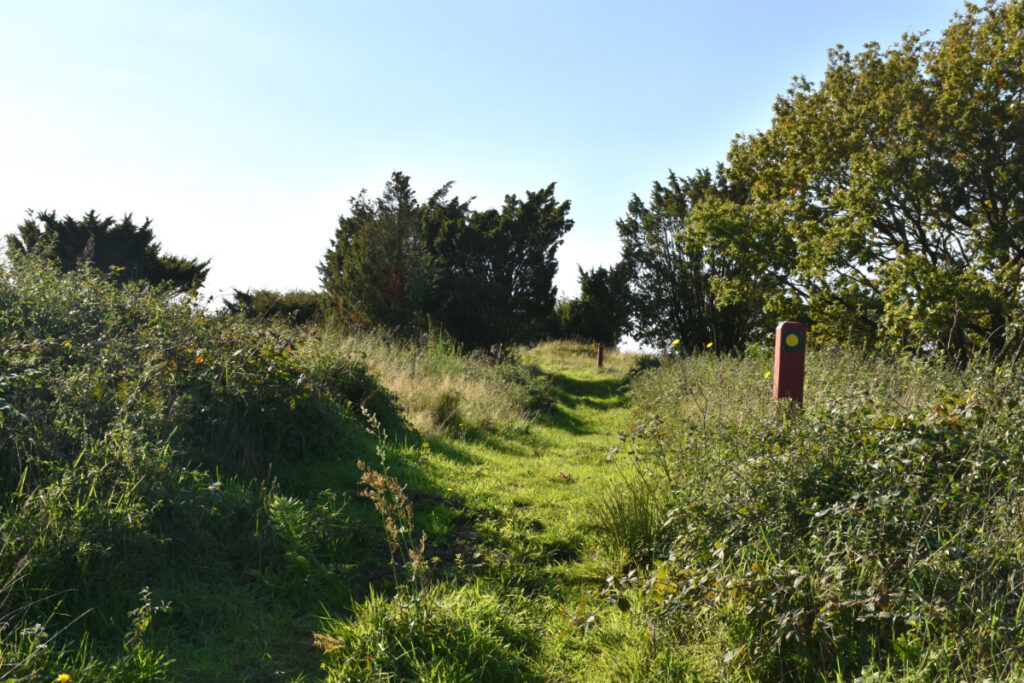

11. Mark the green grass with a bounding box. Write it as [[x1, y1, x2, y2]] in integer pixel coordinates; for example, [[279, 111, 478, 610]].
[[6, 257, 1024, 681], [313, 340, 694, 681]]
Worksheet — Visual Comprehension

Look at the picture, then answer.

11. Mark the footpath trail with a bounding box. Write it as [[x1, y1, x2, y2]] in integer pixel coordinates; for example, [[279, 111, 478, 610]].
[[316, 346, 702, 680], [413, 348, 636, 567], [387, 347, 651, 677]]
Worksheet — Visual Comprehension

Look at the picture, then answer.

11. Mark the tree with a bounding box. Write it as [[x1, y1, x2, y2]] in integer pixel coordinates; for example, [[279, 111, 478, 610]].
[[319, 173, 435, 331], [6, 210, 209, 292], [319, 173, 573, 349], [556, 264, 631, 347], [427, 184, 573, 349], [707, 0, 1024, 356], [617, 168, 768, 351]]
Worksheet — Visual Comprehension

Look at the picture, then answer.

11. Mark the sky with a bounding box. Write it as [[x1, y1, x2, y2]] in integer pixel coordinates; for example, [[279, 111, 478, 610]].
[[1, 0, 969, 305]]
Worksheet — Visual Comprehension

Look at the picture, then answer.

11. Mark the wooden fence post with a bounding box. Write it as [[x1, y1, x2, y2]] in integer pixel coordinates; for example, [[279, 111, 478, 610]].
[[773, 321, 806, 405]]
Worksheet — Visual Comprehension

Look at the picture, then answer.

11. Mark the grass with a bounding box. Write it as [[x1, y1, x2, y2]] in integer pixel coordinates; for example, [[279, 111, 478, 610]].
[[5, 256, 1024, 680], [301, 326, 546, 437]]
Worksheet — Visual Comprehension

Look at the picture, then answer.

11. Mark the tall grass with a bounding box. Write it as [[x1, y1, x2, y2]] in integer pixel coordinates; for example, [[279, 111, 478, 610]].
[[304, 325, 548, 436], [602, 345, 1024, 680]]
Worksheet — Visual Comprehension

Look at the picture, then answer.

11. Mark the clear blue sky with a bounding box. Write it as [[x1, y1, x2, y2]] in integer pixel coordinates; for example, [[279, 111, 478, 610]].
[[1, 0, 967, 302]]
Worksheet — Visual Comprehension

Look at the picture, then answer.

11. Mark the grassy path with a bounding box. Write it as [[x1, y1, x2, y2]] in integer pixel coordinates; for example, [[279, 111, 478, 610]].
[[420, 347, 634, 554], [316, 346, 688, 680]]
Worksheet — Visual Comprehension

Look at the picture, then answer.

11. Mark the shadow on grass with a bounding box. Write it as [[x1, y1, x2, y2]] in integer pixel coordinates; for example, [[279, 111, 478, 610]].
[[529, 370, 633, 435], [540, 403, 590, 435], [551, 374, 628, 407]]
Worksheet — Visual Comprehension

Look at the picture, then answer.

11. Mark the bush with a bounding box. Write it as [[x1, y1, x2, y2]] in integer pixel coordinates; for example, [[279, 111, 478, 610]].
[[0, 255, 392, 486], [224, 288, 329, 326], [0, 255, 392, 676], [616, 347, 1024, 680]]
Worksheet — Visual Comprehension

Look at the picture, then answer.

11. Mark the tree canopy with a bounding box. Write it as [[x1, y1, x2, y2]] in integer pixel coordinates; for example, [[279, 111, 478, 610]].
[[319, 172, 572, 350], [6, 210, 209, 293], [622, 0, 1023, 357]]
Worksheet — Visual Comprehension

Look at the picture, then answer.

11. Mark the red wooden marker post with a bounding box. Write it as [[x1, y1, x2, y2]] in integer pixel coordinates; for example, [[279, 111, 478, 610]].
[[597, 343, 604, 368], [773, 321, 806, 405]]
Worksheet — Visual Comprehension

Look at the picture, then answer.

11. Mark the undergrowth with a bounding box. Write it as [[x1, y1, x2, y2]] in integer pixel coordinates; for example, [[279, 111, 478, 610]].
[[0, 255, 552, 680], [602, 346, 1024, 681], [0, 256, 394, 679], [11, 253, 1021, 680]]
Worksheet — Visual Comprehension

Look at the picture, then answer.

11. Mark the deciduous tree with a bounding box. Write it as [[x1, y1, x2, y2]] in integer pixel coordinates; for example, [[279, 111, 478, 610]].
[[708, 0, 1023, 356]]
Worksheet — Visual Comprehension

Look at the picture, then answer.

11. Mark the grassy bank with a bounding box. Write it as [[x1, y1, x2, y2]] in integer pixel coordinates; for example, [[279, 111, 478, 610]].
[[0, 256, 404, 679]]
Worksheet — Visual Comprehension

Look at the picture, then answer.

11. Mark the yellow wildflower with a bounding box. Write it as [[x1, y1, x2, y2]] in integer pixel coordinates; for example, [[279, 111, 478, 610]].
[[705, 341, 713, 348], [671, 339, 680, 346], [764, 370, 771, 378], [56, 675, 71, 683]]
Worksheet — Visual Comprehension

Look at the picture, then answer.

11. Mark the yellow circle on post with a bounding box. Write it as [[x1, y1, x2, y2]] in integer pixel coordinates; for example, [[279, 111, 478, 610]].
[[785, 333, 800, 348]]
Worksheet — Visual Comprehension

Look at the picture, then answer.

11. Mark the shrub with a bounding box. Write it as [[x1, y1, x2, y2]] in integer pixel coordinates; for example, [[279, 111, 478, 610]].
[[0, 255, 390, 676], [0, 255, 392, 486], [224, 288, 329, 326], [617, 347, 1024, 680]]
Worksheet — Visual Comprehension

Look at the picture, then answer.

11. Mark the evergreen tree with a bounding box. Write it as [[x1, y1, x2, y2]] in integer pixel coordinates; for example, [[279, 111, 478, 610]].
[[617, 169, 766, 351], [557, 264, 631, 347], [6, 210, 209, 292], [320, 173, 573, 349], [318, 173, 434, 331], [429, 184, 573, 349]]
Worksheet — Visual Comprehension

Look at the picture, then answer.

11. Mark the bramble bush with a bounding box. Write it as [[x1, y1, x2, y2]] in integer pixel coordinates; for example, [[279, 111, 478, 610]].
[[603, 347, 1024, 680], [0, 255, 393, 678]]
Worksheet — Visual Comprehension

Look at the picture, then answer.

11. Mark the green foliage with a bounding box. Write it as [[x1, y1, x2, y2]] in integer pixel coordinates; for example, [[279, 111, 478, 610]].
[[0, 255, 395, 678], [6, 210, 209, 292], [620, 347, 1024, 680], [426, 182, 574, 350], [319, 172, 435, 330], [319, 172, 573, 350], [0, 256, 392, 487], [616, 1, 1023, 357], [224, 288, 328, 326], [695, 0, 1024, 356], [556, 264, 631, 347], [617, 168, 768, 351]]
